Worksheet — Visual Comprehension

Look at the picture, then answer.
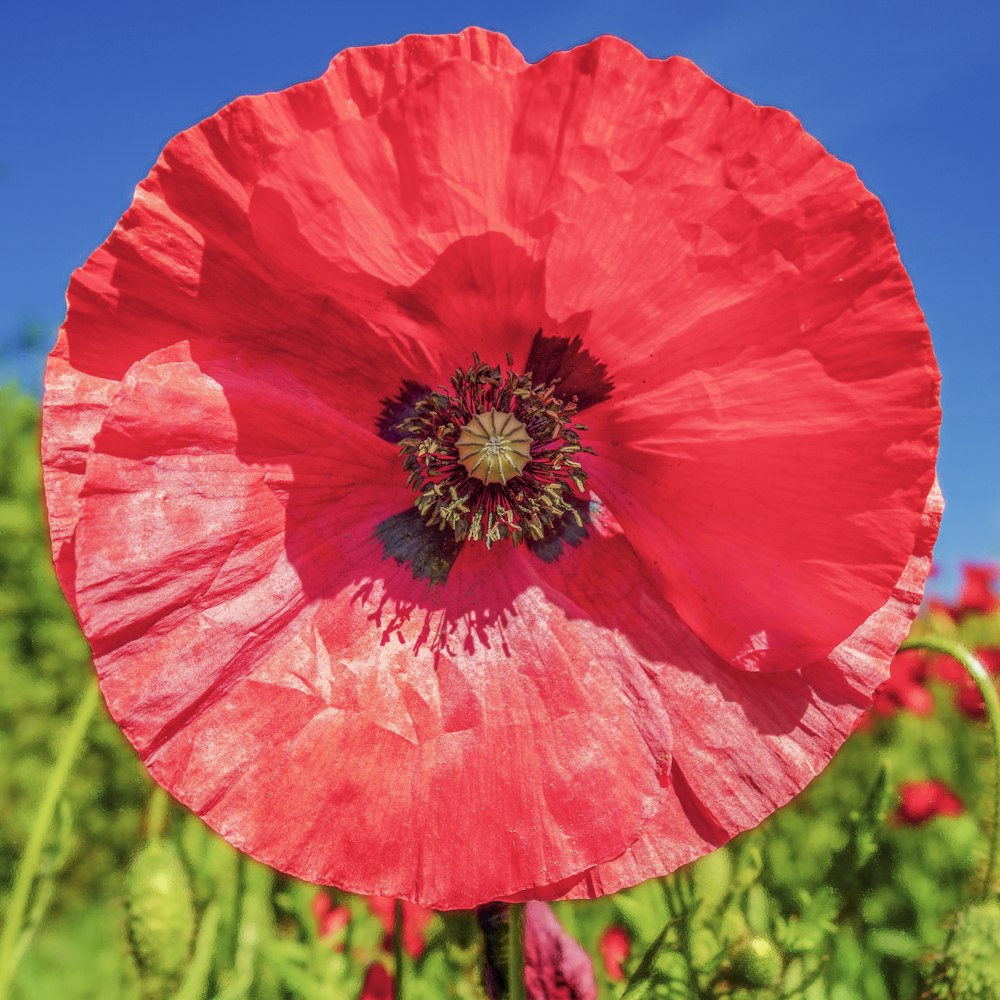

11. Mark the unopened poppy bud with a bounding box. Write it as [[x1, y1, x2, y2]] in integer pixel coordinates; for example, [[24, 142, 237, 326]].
[[925, 900, 1000, 999], [126, 841, 195, 1000], [729, 935, 783, 988]]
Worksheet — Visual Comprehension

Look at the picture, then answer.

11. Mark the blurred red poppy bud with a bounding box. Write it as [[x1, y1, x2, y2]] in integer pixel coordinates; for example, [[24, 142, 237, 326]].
[[599, 924, 631, 981], [366, 895, 433, 959], [895, 780, 964, 825], [358, 962, 394, 1000], [955, 563, 1000, 618]]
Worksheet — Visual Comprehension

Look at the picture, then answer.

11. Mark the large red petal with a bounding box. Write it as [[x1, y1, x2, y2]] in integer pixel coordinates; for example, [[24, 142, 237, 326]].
[[546, 483, 942, 899], [71, 346, 673, 908], [525, 49, 939, 672], [501, 481, 939, 901]]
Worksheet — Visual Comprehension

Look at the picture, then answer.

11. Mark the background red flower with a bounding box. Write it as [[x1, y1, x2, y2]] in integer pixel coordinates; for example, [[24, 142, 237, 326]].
[[312, 891, 351, 946], [366, 896, 433, 959], [871, 650, 934, 718], [358, 962, 394, 1000], [894, 780, 964, 825], [928, 646, 1000, 719], [599, 925, 630, 981], [954, 563, 1000, 618]]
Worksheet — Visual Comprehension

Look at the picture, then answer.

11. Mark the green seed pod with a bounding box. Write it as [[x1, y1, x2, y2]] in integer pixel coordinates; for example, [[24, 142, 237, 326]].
[[926, 900, 1000, 999], [729, 934, 783, 988], [126, 840, 196, 1000]]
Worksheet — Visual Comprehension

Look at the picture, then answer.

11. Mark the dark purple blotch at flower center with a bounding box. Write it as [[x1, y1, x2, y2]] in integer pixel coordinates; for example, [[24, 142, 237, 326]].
[[374, 333, 611, 583]]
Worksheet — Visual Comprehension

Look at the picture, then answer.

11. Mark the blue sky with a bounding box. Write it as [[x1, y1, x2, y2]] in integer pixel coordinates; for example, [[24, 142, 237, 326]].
[[1, 0, 997, 595]]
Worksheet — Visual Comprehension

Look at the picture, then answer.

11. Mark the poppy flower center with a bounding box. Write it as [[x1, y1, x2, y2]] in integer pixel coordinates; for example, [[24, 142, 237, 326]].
[[456, 410, 531, 485], [396, 355, 591, 547]]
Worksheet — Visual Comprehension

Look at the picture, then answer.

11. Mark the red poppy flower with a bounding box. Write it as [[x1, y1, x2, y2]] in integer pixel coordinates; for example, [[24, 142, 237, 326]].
[[599, 925, 631, 981], [43, 28, 940, 907], [894, 780, 964, 825], [870, 649, 934, 718], [929, 646, 1000, 720], [925, 596, 957, 624], [366, 896, 433, 959], [978, 649, 1000, 675], [951, 563, 1000, 619], [358, 963, 394, 1000], [311, 890, 351, 945]]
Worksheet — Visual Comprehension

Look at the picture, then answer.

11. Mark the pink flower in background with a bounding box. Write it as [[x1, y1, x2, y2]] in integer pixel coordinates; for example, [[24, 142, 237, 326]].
[[523, 902, 596, 1000], [894, 780, 964, 825], [311, 891, 351, 946]]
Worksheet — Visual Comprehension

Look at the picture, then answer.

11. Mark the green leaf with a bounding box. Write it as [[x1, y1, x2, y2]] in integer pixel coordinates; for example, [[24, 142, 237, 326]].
[[620, 914, 681, 1000], [731, 845, 763, 893]]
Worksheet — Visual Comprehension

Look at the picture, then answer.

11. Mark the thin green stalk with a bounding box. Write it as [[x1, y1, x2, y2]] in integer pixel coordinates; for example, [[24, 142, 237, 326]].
[[507, 903, 526, 1000], [0, 680, 100, 999], [174, 903, 221, 1000], [393, 898, 404, 1000], [146, 786, 170, 843], [239, 861, 280, 1000], [901, 636, 1000, 896], [8, 801, 72, 975], [620, 913, 682, 1000]]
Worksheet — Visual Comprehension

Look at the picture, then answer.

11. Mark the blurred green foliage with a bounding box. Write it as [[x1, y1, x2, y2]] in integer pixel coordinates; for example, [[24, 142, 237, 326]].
[[0, 382, 996, 999], [0, 385, 149, 908]]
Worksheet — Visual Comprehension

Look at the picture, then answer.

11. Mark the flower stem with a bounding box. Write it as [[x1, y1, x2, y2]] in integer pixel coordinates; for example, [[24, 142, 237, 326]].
[[507, 903, 526, 1000], [620, 912, 682, 999], [0, 679, 100, 999], [901, 636, 1000, 896], [146, 785, 170, 843], [393, 898, 404, 1000], [476, 902, 525, 1000]]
